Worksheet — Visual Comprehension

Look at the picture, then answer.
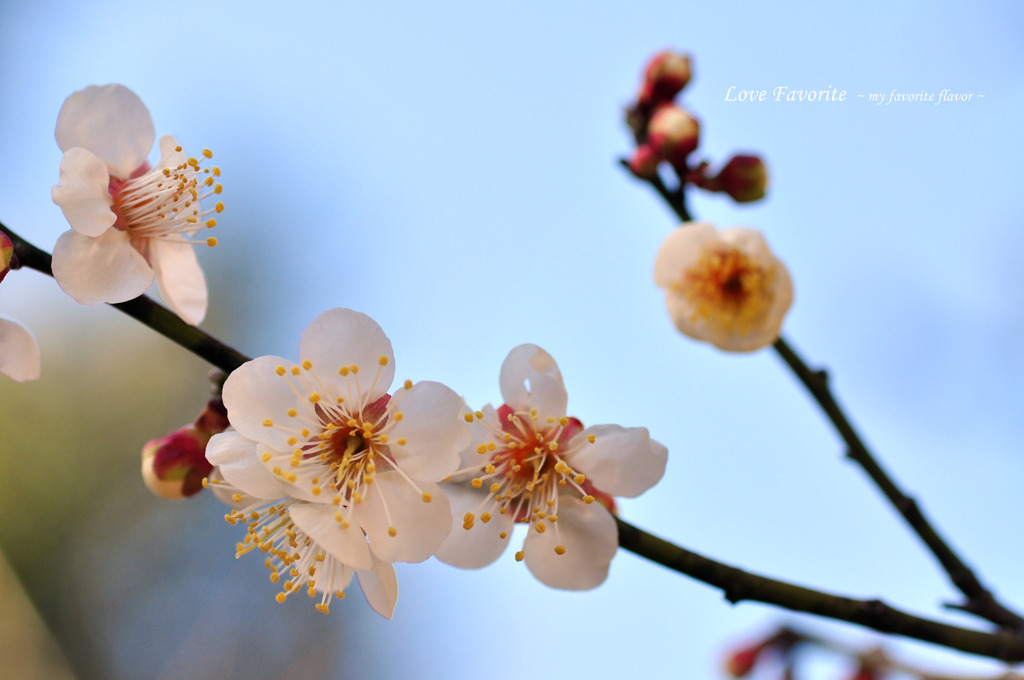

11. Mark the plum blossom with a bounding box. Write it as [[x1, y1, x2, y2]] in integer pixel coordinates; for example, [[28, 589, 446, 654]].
[[0, 232, 40, 382], [0, 316, 40, 382], [654, 223, 793, 352], [436, 344, 667, 590], [205, 308, 469, 617], [51, 84, 224, 325]]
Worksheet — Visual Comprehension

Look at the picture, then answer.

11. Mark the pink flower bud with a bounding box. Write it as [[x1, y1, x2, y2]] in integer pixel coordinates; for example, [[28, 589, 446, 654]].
[[141, 426, 214, 499], [716, 154, 768, 203], [0, 231, 13, 284], [639, 50, 692, 108], [627, 143, 661, 178], [647, 106, 700, 169], [724, 644, 765, 678]]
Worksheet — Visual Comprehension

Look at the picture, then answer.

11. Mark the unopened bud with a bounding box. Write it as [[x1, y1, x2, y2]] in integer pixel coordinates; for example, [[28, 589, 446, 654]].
[[647, 106, 700, 169], [724, 640, 771, 678], [141, 426, 214, 499], [716, 154, 768, 203], [627, 143, 661, 178], [0, 231, 13, 284], [638, 50, 692, 108]]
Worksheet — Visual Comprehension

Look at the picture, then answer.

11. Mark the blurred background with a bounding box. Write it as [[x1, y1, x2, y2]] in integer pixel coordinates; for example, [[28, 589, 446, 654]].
[[1, 1, 1022, 678]]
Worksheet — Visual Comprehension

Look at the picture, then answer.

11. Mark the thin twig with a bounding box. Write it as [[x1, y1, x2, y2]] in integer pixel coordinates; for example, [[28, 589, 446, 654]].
[[616, 518, 1024, 662]]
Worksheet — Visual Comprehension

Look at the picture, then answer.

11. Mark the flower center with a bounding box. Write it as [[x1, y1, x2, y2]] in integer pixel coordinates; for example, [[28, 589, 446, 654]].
[[110, 145, 224, 251], [679, 246, 775, 333], [458, 404, 609, 559]]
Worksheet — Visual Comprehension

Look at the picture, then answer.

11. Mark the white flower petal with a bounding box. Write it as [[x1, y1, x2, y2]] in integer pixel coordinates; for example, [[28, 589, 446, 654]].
[[652, 222, 717, 288], [523, 495, 618, 590], [498, 344, 567, 417], [51, 228, 153, 304], [298, 308, 395, 402], [570, 425, 667, 498], [386, 381, 467, 481], [55, 84, 155, 178], [289, 502, 374, 570], [357, 473, 452, 563], [221, 355, 309, 451], [355, 551, 399, 620], [51, 148, 115, 237], [149, 237, 208, 325], [435, 483, 513, 569], [205, 431, 289, 500], [0, 316, 41, 382]]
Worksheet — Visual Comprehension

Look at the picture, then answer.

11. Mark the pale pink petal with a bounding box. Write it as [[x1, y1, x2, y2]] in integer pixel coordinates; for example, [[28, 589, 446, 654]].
[[523, 495, 618, 590], [452, 405, 500, 469], [51, 148, 115, 237], [357, 473, 451, 563], [570, 425, 667, 498], [149, 237, 208, 325], [498, 344, 567, 417], [0, 316, 41, 382], [435, 484, 514, 568], [55, 84, 154, 178], [652, 222, 717, 288], [298, 308, 395, 402], [52, 228, 153, 304], [355, 551, 399, 619], [221, 355, 312, 451], [289, 502, 374, 570], [386, 381, 467, 481], [205, 431, 289, 500]]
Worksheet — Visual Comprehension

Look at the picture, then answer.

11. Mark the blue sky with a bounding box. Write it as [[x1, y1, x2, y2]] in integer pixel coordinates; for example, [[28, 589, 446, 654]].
[[1, 2, 1023, 678]]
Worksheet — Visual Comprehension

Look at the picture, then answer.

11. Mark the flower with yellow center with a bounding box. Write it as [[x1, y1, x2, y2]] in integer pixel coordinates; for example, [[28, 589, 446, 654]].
[[654, 223, 793, 352], [205, 308, 469, 617], [436, 344, 667, 590], [51, 84, 223, 325]]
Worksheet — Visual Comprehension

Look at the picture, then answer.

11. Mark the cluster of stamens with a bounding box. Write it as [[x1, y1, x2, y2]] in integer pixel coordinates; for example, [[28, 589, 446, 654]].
[[112, 146, 224, 249], [679, 246, 775, 332], [205, 478, 347, 614], [457, 405, 599, 560]]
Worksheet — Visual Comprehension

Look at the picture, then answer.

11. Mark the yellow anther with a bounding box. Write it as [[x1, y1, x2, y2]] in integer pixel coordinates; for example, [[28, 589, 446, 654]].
[[201, 148, 213, 159], [212, 167, 221, 176], [499, 532, 508, 539], [471, 478, 483, 488], [404, 379, 413, 390], [387, 526, 397, 537], [546, 416, 555, 423], [202, 477, 210, 488], [315, 604, 329, 614], [276, 365, 287, 376], [232, 493, 243, 502], [287, 436, 297, 445], [262, 419, 274, 427], [485, 464, 496, 474], [587, 434, 596, 444], [529, 408, 538, 419], [302, 360, 313, 370], [353, 492, 363, 504], [214, 183, 223, 194], [548, 442, 558, 451], [397, 437, 407, 445], [262, 452, 272, 462], [481, 512, 492, 523], [583, 494, 595, 504], [476, 444, 488, 454], [378, 355, 389, 366], [349, 365, 359, 374], [394, 412, 404, 422], [290, 366, 300, 376], [574, 473, 585, 484], [486, 442, 497, 451], [286, 409, 297, 418], [474, 410, 484, 419], [422, 492, 432, 503], [378, 434, 389, 443], [554, 545, 567, 555], [546, 500, 555, 507], [215, 201, 225, 213], [308, 393, 321, 403], [339, 366, 349, 376], [206, 236, 218, 247], [515, 551, 524, 562], [464, 413, 475, 423], [186, 216, 199, 224], [205, 219, 217, 229], [547, 514, 558, 522], [554, 461, 566, 473], [275, 592, 287, 603], [312, 487, 321, 496], [559, 417, 569, 426], [535, 523, 546, 533], [286, 473, 297, 483]]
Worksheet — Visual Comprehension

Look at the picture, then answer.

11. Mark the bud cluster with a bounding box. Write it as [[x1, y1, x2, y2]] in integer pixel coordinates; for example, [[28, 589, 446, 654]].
[[0, 230, 14, 284], [141, 397, 229, 499], [626, 50, 767, 205]]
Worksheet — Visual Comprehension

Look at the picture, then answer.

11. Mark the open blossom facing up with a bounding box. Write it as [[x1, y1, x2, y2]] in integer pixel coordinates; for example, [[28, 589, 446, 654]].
[[436, 344, 667, 590], [205, 308, 469, 617], [51, 84, 224, 325], [654, 223, 793, 352]]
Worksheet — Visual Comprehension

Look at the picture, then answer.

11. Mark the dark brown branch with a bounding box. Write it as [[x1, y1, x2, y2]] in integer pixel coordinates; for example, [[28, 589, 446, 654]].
[[616, 518, 1024, 662], [1, 222, 249, 374]]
